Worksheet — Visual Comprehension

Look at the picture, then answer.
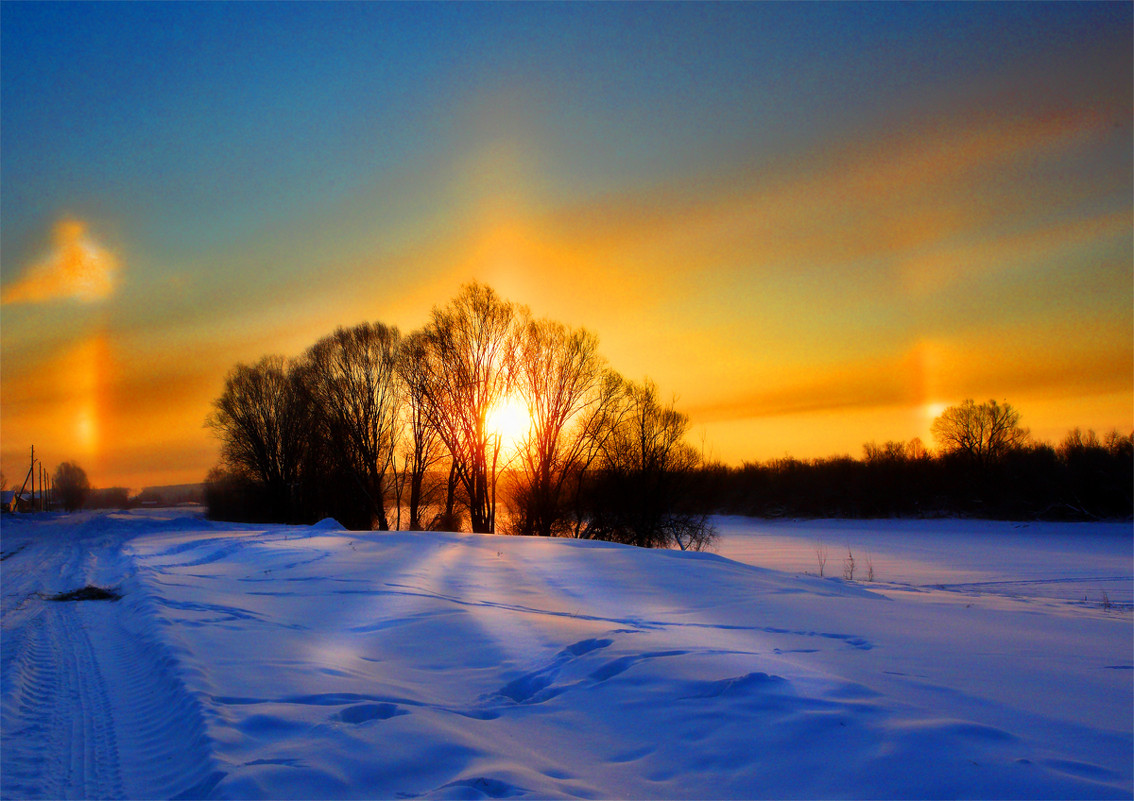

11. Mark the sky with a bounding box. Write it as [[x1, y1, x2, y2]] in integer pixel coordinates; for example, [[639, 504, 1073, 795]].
[[2, 2, 1131, 491]]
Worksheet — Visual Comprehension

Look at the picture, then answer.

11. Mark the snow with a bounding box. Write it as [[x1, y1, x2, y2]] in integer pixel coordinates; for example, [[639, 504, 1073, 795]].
[[2, 510, 1130, 799]]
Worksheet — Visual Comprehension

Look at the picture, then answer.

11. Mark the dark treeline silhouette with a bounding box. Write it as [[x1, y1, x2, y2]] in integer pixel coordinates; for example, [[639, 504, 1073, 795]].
[[691, 408, 1133, 521], [205, 282, 716, 549]]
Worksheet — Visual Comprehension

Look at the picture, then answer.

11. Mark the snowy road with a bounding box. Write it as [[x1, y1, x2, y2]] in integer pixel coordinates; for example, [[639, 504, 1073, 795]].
[[1, 510, 1131, 799], [1, 515, 221, 799]]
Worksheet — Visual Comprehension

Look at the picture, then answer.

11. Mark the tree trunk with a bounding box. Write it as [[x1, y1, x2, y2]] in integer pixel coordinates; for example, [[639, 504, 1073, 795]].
[[408, 469, 423, 531], [442, 461, 458, 531], [372, 472, 390, 531]]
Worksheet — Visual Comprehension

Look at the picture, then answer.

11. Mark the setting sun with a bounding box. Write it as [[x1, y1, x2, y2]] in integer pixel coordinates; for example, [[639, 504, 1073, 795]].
[[486, 394, 532, 458]]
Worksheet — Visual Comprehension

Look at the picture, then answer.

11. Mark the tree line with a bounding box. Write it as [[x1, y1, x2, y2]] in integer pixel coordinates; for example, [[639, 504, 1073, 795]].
[[206, 282, 715, 550], [692, 401, 1133, 520]]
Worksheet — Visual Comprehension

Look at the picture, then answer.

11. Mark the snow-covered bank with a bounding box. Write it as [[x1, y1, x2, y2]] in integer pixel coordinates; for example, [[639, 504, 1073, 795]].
[[713, 516, 1133, 607], [2, 511, 1131, 799]]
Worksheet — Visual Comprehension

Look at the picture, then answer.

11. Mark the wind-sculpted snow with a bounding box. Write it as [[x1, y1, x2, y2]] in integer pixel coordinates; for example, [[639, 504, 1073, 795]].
[[1, 510, 1130, 799]]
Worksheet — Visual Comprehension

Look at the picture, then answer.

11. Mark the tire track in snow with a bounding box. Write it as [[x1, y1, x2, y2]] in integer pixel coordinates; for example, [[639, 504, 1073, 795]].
[[2, 604, 125, 799], [3, 607, 68, 799], [1, 523, 224, 799], [86, 600, 224, 799]]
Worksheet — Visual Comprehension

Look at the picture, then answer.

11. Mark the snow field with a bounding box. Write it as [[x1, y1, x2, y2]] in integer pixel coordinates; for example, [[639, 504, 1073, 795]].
[[1, 510, 1131, 799], [713, 516, 1133, 608]]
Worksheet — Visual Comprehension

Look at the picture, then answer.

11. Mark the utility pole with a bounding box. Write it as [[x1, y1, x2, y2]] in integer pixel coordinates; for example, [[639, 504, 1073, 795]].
[[9, 446, 44, 513]]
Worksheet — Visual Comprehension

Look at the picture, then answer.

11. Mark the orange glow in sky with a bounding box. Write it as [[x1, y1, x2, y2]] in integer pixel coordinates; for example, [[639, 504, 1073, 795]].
[[1, 4, 1130, 491]]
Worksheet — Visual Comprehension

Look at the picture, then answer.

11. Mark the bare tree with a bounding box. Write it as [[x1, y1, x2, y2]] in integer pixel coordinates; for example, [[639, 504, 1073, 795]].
[[301, 323, 401, 530], [395, 331, 450, 530], [1058, 427, 1101, 458], [509, 319, 624, 537], [905, 437, 930, 461], [584, 379, 715, 550], [53, 462, 90, 513], [415, 283, 521, 533], [815, 543, 829, 577], [1103, 429, 1134, 458], [864, 440, 910, 463], [930, 399, 1029, 466], [207, 356, 309, 521]]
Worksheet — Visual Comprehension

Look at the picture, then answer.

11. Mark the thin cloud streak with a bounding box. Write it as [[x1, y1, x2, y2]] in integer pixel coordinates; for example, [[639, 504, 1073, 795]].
[[688, 339, 1133, 424], [538, 101, 1123, 294]]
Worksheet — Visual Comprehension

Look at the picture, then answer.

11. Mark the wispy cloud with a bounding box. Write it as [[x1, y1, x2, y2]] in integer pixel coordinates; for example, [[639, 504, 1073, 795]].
[[686, 328, 1133, 425], [539, 101, 1121, 289], [2, 219, 119, 305]]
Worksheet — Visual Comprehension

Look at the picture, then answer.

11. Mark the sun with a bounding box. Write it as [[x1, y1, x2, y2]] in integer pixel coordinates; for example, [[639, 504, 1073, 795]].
[[924, 401, 949, 422], [486, 394, 532, 457]]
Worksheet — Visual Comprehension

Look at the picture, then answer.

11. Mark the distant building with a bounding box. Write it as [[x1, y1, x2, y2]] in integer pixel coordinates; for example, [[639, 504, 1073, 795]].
[[2, 491, 22, 512], [2, 490, 46, 513]]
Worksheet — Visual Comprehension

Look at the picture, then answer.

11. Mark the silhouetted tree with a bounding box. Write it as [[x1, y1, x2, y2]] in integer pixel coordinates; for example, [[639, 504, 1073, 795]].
[[1054, 428, 1134, 518], [1103, 429, 1134, 459], [53, 462, 90, 512], [931, 399, 1029, 467], [857, 438, 936, 515], [206, 355, 309, 522], [415, 283, 521, 533], [300, 323, 401, 530], [396, 332, 453, 530], [509, 319, 625, 537], [584, 379, 715, 550]]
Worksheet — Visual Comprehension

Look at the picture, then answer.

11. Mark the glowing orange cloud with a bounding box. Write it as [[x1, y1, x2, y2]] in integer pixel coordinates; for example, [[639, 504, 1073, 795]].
[[2, 219, 119, 305]]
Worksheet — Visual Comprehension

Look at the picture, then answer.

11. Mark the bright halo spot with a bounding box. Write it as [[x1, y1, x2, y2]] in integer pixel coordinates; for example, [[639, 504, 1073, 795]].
[[925, 401, 949, 420], [76, 405, 97, 454], [486, 395, 531, 456]]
